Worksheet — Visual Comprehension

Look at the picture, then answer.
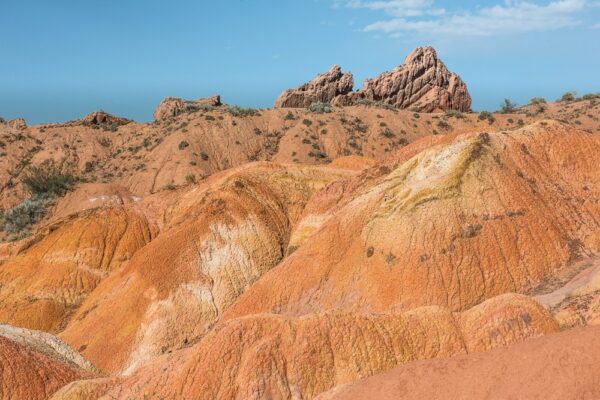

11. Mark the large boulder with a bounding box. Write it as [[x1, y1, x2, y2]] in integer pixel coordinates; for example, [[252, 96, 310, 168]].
[[153, 95, 221, 121], [274, 65, 354, 108], [354, 46, 471, 112]]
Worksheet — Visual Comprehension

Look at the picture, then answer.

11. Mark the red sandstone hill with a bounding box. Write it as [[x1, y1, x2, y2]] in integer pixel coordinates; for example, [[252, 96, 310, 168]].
[[0, 77, 600, 398]]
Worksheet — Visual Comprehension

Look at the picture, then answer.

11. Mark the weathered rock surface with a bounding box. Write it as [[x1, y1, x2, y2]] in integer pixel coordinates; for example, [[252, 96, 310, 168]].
[[222, 121, 600, 321], [274, 65, 354, 108], [334, 46, 471, 112], [317, 326, 600, 400], [54, 293, 557, 399], [153, 95, 221, 121], [276, 47, 471, 112], [0, 324, 96, 400], [0, 207, 155, 333], [58, 162, 357, 374]]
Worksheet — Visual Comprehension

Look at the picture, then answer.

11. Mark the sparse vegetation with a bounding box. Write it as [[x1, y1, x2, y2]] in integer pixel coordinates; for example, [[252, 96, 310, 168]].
[[21, 160, 76, 197], [227, 106, 260, 117], [302, 119, 313, 127], [444, 110, 465, 119], [308, 102, 332, 114], [529, 97, 546, 105], [559, 91, 576, 102], [178, 140, 189, 150], [283, 111, 296, 120], [2, 198, 49, 234], [498, 99, 518, 114]]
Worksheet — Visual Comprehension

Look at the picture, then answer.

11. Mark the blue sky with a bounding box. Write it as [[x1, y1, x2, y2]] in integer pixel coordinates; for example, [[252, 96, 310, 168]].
[[1, 0, 599, 124]]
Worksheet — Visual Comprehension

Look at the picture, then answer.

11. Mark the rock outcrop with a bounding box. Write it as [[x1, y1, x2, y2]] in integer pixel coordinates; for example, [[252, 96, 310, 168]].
[[7, 118, 26, 129], [153, 95, 221, 121], [79, 111, 130, 127], [276, 47, 471, 112], [274, 65, 354, 108], [359, 46, 471, 112]]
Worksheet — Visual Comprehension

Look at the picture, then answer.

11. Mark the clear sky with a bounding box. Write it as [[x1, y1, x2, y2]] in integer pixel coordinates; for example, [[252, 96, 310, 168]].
[[1, 0, 599, 124]]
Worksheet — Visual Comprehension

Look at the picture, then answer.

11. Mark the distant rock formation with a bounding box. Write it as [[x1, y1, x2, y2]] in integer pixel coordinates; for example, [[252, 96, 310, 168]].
[[359, 46, 471, 112], [79, 111, 130, 127], [274, 65, 354, 108], [153, 95, 221, 121], [277, 46, 471, 112], [7, 118, 27, 129]]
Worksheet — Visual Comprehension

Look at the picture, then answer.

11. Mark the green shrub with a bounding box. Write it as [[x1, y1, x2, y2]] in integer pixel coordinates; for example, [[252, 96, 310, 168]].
[[2, 198, 49, 234], [559, 91, 576, 102], [498, 99, 517, 114], [308, 102, 331, 114], [478, 111, 492, 120], [437, 120, 452, 131], [178, 140, 189, 150], [283, 111, 296, 120], [302, 119, 313, 127], [21, 160, 75, 197], [185, 174, 197, 184], [227, 106, 260, 117], [444, 110, 465, 119], [529, 97, 546, 105], [581, 93, 600, 100]]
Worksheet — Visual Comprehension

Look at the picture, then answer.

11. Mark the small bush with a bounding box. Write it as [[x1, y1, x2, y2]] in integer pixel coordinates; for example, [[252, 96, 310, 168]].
[[559, 91, 576, 102], [283, 111, 295, 121], [2, 198, 49, 234], [185, 174, 197, 184], [529, 97, 546, 105], [178, 140, 189, 150], [302, 119, 313, 127], [308, 102, 331, 114], [227, 106, 260, 117], [582, 93, 600, 100], [498, 99, 517, 114], [444, 110, 465, 119], [21, 160, 75, 197], [437, 120, 452, 131]]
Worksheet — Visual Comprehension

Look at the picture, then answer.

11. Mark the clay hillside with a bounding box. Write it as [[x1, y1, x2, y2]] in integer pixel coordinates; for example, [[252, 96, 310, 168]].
[[1, 47, 600, 400]]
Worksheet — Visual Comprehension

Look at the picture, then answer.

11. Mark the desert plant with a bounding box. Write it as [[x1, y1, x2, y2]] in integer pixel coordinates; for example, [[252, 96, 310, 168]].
[[444, 110, 465, 119], [185, 174, 197, 184], [227, 106, 259, 117], [2, 198, 49, 234], [529, 97, 546, 105], [498, 99, 517, 114], [308, 102, 331, 114], [559, 91, 576, 102], [20, 160, 75, 197], [302, 119, 313, 127], [178, 140, 189, 150], [283, 111, 295, 120]]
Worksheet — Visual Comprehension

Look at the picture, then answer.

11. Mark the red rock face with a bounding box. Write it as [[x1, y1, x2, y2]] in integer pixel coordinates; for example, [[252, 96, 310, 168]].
[[343, 46, 471, 112], [274, 65, 354, 108], [278, 47, 471, 112]]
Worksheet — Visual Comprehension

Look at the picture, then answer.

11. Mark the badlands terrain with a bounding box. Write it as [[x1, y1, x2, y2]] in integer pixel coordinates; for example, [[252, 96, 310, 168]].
[[0, 47, 600, 399]]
